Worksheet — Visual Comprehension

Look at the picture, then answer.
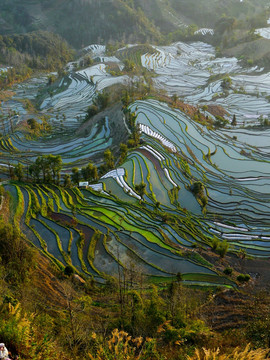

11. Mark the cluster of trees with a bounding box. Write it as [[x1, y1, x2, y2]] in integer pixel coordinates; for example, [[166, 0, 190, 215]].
[[191, 181, 208, 208], [0, 31, 74, 88], [85, 91, 110, 120], [214, 115, 229, 128], [0, 31, 73, 69], [29, 155, 62, 184], [65, 162, 99, 187], [211, 237, 230, 258], [37, 0, 161, 47], [123, 107, 141, 148], [0, 65, 32, 89], [11, 143, 131, 187]]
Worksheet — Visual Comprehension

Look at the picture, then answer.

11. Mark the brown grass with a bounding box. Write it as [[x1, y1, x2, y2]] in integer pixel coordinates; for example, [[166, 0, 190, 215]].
[[187, 344, 270, 360]]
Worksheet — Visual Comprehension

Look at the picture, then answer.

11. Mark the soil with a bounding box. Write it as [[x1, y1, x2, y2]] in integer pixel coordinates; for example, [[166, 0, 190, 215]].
[[0, 90, 15, 102], [198, 247, 270, 330], [206, 104, 230, 119], [201, 247, 270, 288], [31, 254, 68, 308]]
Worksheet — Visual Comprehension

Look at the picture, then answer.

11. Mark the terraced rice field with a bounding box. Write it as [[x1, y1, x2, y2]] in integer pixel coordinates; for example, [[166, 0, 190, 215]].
[[5, 97, 270, 283], [140, 41, 269, 125], [255, 19, 270, 39], [97, 100, 270, 258], [6, 182, 234, 287], [0, 70, 128, 168], [2, 42, 270, 285]]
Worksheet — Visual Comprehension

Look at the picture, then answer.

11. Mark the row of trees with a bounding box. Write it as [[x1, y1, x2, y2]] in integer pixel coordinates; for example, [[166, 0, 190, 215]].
[[12, 146, 125, 186], [28, 155, 62, 184]]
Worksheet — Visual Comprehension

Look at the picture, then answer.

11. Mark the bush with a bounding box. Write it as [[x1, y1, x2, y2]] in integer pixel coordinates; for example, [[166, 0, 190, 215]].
[[187, 344, 269, 359], [237, 274, 250, 283], [64, 265, 74, 276], [223, 267, 233, 276], [216, 241, 229, 258], [86, 105, 98, 119]]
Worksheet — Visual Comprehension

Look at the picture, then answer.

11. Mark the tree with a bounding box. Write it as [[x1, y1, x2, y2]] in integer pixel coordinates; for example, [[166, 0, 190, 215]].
[[71, 168, 80, 185], [48, 155, 62, 184], [155, 201, 161, 209], [36, 156, 50, 182], [135, 182, 146, 199], [93, 91, 110, 110], [221, 75, 232, 90], [0, 220, 36, 284], [202, 105, 208, 116], [123, 58, 135, 72], [216, 240, 229, 258], [14, 163, 24, 182], [64, 265, 74, 276], [64, 174, 72, 188], [144, 286, 165, 336], [192, 181, 203, 195], [104, 149, 114, 170], [129, 123, 140, 147], [27, 118, 39, 130], [85, 105, 98, 119], [81, 162, 98, 182], [232, 114, 237, 126], [119, 143, 128, 163], [186, 24, 198, 37], [172, 94, 178, 105], [121, 90, 130, 107], [29, 163, 41, 182]]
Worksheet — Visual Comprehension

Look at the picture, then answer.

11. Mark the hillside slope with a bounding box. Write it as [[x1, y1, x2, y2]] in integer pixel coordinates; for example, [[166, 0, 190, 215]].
[[0, 0, 163, 47], [1, 0, 268, 48]]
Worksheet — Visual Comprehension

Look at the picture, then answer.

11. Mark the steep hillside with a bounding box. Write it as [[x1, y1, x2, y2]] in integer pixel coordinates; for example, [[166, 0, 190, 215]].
[[0, 0, 269, 50], [0, 0, 163, 47], [170, 0, 269, 28], [0, 0, 269, 48]]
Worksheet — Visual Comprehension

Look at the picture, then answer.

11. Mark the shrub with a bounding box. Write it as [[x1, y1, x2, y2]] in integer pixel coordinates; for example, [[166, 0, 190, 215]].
[[216, 241, 229, 258], [64, 265, 74, 276], [223, 267, 233, 276], [86, 105, 98, 119], [237, 274, 250, 283], [88, 329, 161, 360], [211, 237, 219, 251], [187, 344, 269, 359]]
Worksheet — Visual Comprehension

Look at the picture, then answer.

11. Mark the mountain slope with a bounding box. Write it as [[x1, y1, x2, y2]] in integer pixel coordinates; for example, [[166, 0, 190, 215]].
[[0, 0, 269, 48], [0, 0, 163, 47]]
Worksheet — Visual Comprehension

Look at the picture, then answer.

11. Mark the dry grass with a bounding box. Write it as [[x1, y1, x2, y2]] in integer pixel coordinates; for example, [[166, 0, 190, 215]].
[[187, 344, 270, 360], [0, 90, 15, 101], [88, 328, 157, 360]]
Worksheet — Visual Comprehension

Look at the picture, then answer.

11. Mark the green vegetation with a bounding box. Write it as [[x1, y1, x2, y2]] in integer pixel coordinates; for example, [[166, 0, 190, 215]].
[[0, 31, 74, 88], [191, 181, 208, 209], [0, 209, 268, 360], [0, 1, 270, 359], [29, 155, 62, 184], [211, 237, 230, 258], [81, 162, 98, 183], [237, 274, 251, 283]]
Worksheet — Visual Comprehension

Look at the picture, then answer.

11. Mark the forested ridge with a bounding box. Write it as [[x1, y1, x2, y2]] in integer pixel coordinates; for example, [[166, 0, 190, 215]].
[[0, 31, 74, 88], [0, 0, 269, 47]]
